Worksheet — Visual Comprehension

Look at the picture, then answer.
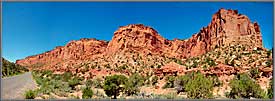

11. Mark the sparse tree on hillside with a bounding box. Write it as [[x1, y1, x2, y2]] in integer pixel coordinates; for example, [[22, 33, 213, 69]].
[[228, 73, 266, 99], [103, 75, 128, 99], [124, 73, 144, 95], [185, 72, 214, 99]]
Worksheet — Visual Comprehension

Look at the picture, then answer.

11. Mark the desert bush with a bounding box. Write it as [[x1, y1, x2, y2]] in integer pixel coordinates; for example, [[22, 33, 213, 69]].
[[68, 77, 81, 89], [191, 61, 198, 68], [85, 79, 93, 87], [105, 64, 111, 69], [174, 73, 193, 93], [208, 75, 222, 87], [124, 73, 144, 95], [128, 73, 145, 87], [25, 90, 36, 99], [38, 79, 55, 94], [103, 75, 128, 99], [31, 70, 81, 98], [151, 76, 158, 86], [163, 76, 176, 89], [157, 64, 162, 68], [33, 74, 44, 86], [52, 80, 71, 96], [124, 83, 140, 96], [92, 78, 103, 88], [228, 73, 266, 99], [164, 92, 177, 99], [185, 72, 214, 99], [82, 87, 93, 99], [119, 65, 128, 70], [266, 59, 272, 67], [267, 78, 274, 99], [41, 70, 53, 77], [62, 72, 73, 82], [52, 74, 62, 80], [267, 50, 272, 57], [250, 68, 260, 79], [2, 58, 29, 77], [206, 57, 216, 67], [225, 58, 229, 65], [172, 58, 183, 65]]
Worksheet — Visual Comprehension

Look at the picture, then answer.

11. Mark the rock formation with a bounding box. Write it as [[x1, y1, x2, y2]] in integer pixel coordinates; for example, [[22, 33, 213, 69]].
[[169, 8, 263, 58], [16, 8, 264, 71], [16, 38, 108, 67]]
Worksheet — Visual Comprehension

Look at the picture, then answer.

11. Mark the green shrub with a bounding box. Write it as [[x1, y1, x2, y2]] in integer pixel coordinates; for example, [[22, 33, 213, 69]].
[[86, 79, 93, 87], [32, 70, 73, 97], [225, 59, 229, 65], [118, 65, 128, 71], [52, 80, 71, 96], [151, 76, 158, 86], [82, 87, 93, 99], [172, 58, 183, 65], [25, 90, 36, 99], [266, 60, 272, 67], [62, 72, 73, 82], [174, 73, 192, 93], [191, 61, 198, 68], [41, 70, 53, 77], [103, 75, 128, 99], [52, 74, 62, 80], [165, 92, 177, 99], [92, 78, 103, 88], [124, 83, 140, 96], [128, 73, 145, 87], [176, 59, 183, 65], [206, 57, 216, 67], [163, 76, 175, 89], [157, 64, 162, 68], [68, 77, 81, 89], [33, 75, 44, 86], [228, 73, 266, 99], [2, 58, 29, 77], [208, 75, 222, 87], [267, 50, 272, 57], [185, 72, 214, 99], [250, 68, 260, 79], [267, 78, 274, 99], [124, 73, 144, 95]]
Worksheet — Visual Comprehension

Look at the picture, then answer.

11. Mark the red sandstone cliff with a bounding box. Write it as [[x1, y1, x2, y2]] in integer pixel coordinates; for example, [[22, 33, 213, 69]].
[[169, 8, 262, 58], [16, 38, 108, 67], [16, 8, 263, 69]]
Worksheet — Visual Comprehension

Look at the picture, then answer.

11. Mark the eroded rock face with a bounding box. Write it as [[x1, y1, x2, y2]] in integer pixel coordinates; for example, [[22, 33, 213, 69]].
[[16, 38, 108, 67], [170, 8, 263, 58], [154, 62, 186, 77], [106, 24, 170, 56], [16, 8, 264, 71]]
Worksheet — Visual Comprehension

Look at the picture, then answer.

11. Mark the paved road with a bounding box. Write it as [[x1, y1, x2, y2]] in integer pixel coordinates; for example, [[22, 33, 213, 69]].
[[1, 72, 37, 99]]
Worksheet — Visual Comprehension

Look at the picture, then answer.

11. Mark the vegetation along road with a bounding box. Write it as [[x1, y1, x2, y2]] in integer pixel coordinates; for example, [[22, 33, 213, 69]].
[[2, 72, 37, 99]]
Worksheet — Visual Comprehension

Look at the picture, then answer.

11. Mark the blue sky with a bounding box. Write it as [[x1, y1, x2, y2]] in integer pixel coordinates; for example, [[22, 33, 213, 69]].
[[2, 2, 274, 62]]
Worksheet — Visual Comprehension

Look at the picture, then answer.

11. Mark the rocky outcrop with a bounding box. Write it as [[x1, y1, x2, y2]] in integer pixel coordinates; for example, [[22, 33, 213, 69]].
[[106, 24, 171, 56], [154, 62, 186, 77], [16, 8, 264, 71], [16, 38, 108, 67], [105, 8, 263, 59], [170, 8, 263, 58]]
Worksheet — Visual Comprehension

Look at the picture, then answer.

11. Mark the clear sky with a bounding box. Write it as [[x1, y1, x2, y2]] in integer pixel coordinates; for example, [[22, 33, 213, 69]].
[[2, 2, 274, 62]]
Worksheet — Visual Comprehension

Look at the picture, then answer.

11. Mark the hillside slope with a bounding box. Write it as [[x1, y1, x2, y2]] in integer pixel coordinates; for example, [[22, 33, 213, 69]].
[[2, 57, 29, 78], [16, 8, 264, 74]]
